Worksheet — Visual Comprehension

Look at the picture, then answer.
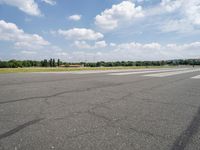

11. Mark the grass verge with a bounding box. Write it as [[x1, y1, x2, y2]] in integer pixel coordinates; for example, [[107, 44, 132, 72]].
[[0, 66, 174, 74]]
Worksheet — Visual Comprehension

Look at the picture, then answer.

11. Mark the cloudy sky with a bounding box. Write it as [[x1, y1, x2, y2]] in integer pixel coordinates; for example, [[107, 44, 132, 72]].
[[0, 0, 200, 62]]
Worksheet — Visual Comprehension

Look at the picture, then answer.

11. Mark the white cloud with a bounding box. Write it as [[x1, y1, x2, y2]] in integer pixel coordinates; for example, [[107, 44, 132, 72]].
[[74, 40, 107, 49], [160, 19, 195, 33], [95, 1, 144, 30], [0, 0, 41, 16], [65, 41, 200, 62], [184, 0, 200, 25], [58, 28, 104, 41], [68, 15, 82, 21], [0, 20, 49, 50], [42, 0, 56, 5], [0, 21, 70, 59], [110, 43, 116, 47], [161, 0, 200, 25], [161, 0, 182, 12], [94, 41, 107, 48], [74, 41, 92, 49], [110, 41, 200, 60], [56, 52, 68, 57], [21, 50, 37, 55]]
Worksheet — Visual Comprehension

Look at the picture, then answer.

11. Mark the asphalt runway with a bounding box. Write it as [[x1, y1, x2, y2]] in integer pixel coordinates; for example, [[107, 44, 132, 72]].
[[0, 67, 200, 150]]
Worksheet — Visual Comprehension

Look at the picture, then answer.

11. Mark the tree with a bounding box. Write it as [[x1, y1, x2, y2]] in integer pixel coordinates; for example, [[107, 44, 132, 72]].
[[57, 59, 60, 67], [49, 58, 53, 67], [0, 61, 9, 68], [53, 59, 56, 67], [43, 59, 48, 67]]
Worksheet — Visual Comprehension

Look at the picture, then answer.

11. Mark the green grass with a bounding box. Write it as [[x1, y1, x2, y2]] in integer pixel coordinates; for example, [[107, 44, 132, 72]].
[[0, 66, 173, 74]]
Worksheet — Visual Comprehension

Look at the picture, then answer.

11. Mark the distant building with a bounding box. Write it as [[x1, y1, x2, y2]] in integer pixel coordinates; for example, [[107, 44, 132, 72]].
[[59, 64, 84, 68], [68, 64, 84, 68]]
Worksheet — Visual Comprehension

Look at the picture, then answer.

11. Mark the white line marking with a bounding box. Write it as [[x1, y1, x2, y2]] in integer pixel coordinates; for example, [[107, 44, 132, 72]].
[[33, 72, 73, 74], [191, 75, 200, 79], [72, 69, 174, 74], [108, 68, 189, 76], [144, 69, 200, 77]]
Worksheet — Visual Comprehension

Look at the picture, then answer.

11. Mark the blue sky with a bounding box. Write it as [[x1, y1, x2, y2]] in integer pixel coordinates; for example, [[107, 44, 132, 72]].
[[0, 0, 200, 62]]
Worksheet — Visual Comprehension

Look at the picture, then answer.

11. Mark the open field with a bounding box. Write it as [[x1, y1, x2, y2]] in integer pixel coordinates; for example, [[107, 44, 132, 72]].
[[0, 66, 174, 74], [1, 67, 200, 150]]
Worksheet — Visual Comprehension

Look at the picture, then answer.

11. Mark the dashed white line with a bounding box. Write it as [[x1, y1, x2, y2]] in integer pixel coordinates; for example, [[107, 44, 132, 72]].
[[108, 68, 188, 76], [191, 75, 200, 79], [143, 69, 200, 77], [72, 69, 178, 74]]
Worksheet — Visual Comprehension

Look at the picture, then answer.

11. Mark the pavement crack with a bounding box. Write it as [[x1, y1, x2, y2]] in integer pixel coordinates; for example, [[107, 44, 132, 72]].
[[0, 78, 151, 105], [0, 83, 123, 105], [0, 118, 44, 140], [0, 74, 190, 105]]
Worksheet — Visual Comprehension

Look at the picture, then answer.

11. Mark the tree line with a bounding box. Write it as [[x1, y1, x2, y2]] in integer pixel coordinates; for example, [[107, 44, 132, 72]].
[[0, 59, 62, 68], [0, 59, 200, 68]]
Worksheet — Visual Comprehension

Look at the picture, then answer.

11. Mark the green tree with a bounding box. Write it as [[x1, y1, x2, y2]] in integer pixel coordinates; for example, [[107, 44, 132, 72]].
[[57, 59, 60, 66], [53, 59, 56, 67]]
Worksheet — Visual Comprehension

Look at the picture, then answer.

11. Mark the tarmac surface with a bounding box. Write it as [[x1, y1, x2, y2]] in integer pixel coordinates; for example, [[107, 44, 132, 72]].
[[0, 67, 200, 150]]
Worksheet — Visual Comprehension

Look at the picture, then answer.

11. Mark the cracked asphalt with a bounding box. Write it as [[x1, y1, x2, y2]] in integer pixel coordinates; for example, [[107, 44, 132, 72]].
[[0, 69, 200, 150]]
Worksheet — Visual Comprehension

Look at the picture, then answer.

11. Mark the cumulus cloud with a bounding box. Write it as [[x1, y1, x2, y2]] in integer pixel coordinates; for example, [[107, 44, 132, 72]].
[[159, 19, 195, 33], [74, 40, 107, 49], [110, 41, 200, 60], [58, 28, 104, 41], [161, 0, 200, 25], [161, 0, 182, 12], [21, 50, 37, 55], [185, 0, 200, 25], [110, 43, 116, 47], [94, 41, 107, 48], [74, 41, 92, 49], [0, 0, 41, 16], [0, 20, 71, 60], [68, 15, 82, 21], [0, 20, 49, 50], [42, 0, 56, 5], [95, 1, 144, 30], [66, 41, 200, 62]]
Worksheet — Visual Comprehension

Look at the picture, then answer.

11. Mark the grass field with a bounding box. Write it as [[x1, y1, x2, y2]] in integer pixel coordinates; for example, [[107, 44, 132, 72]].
[[0, 66, 174, 74]]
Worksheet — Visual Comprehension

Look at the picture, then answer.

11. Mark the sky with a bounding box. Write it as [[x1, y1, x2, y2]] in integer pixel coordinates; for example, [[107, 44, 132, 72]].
[[0, 0, 200, 62]]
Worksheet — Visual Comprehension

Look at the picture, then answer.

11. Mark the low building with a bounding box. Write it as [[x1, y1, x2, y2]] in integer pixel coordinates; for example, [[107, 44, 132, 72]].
[[59, 64, 84, 68]]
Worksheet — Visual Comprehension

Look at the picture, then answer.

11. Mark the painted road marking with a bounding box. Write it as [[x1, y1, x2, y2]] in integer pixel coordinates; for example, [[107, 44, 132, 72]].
[[191, 75, 200, 79], [32, 68, 189, 75], [72, 68, 182, 74], [144, 69, 200, 77], [108, 68, 188, 76], [33, 72, 73, 74]]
